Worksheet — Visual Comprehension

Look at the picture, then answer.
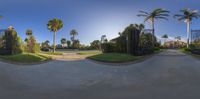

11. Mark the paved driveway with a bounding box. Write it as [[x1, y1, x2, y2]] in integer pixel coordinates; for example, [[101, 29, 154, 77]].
[[0, 50, 200, 99]]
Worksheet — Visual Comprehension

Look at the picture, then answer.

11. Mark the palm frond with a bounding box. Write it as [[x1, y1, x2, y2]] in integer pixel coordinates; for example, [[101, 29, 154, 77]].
[[192, 10, 198, 13], [155, 16, 168, 20], [137, 14, 148, 17], [180, 8, 189, 12], [47, 18, 63, 32], [156, 10, 170, 14], [144, 16, 152, 22], [157, 13, 169, 16], [154, 8, 169, 13], [175, 8, 200, 22], [174, 14, 184, 18], [139, 11, 149, 15], [177, 17, 187, 21]]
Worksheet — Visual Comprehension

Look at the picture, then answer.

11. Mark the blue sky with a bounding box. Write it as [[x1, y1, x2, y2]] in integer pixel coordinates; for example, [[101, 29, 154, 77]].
[[0, 0, 200, 45]]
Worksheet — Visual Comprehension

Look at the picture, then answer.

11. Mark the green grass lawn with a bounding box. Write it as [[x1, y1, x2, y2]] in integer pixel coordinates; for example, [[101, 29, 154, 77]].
[[88, 53, 141, 62], [78, 51, 102, 55], [180, 49, 200, 59], [0, 53, 51, 63]]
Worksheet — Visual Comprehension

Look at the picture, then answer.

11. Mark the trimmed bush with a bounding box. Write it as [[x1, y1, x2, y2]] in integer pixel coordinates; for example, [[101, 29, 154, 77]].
[[154, 47, 160, 51], [24, 35, 40, 53], [101, 43, 115, 53]]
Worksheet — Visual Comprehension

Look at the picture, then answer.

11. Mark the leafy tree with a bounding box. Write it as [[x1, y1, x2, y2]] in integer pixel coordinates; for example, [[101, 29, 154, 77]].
[[90, 40, 100, 50], [67, 40, 71, 48], [101, 42, 115, 53], [61, 38, 67, 48], [25, 35, 40, 53], [137, 8, 169, 46], [41, 40, 50, 49], [24, 38, 28, 42], [0, 33, 5, 49], [72, 40, 80, 49], [5, 27, 23, 54], [110, 32, 127, 53], [45, 40, 50, 44], [47, 18, 64, 53], [140, 33, 157, 54], [70, 29, 78, 42], [174, 8, 200, 48], [125, 24, 143, 55]]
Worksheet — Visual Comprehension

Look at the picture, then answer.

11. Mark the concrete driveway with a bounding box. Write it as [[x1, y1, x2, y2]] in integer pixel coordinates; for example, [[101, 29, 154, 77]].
[[0, 49, 200, 99]]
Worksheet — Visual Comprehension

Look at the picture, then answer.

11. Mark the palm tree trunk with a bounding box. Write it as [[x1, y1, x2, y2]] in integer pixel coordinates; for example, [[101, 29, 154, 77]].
[[152, 18, 155, 47], [186, 21, 191, 48], [53, 32, 56, 53]]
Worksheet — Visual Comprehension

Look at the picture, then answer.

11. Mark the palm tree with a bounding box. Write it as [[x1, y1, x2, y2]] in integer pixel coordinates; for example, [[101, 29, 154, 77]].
[[26, 29, 33, 37], [67, 40, 71, 48], [137, 8, 170, 46], [45, 40, 50, 44], [174, 8, 200, 48], [134, 24, 145, 32], [70, 29, 78, 42], [47, 18, 63, 53], [162, 34, 168, 45], [61, 38, 67, 48]]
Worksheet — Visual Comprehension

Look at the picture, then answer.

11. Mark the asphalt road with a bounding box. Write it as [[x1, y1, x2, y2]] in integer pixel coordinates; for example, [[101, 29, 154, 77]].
[[0, 50, 200, 99]]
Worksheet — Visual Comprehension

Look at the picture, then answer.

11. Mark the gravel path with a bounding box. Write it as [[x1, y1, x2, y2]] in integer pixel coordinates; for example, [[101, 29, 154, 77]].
[[0, 49, 200, 99]]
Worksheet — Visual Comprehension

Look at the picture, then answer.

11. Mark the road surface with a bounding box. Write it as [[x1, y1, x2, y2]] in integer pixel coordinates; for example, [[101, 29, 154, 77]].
[[0, 50, 200, 99]]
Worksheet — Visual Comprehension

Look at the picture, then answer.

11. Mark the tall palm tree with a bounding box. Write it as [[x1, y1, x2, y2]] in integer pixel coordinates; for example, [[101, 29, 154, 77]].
[[137, 8, 170, 46], [47, 18, 63, 53], [70, 29, 78, 42], [134, 24, 145, 32], [174, 8, 200, 48]]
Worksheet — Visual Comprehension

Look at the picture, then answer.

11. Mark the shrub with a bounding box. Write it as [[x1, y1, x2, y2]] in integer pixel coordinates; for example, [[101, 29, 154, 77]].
[[183, 47, 191, 52], [101, 42, 115, 53], [154, 47, 160, 51], [187, 44, 200, 55], [25, 36, 40, 53]]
